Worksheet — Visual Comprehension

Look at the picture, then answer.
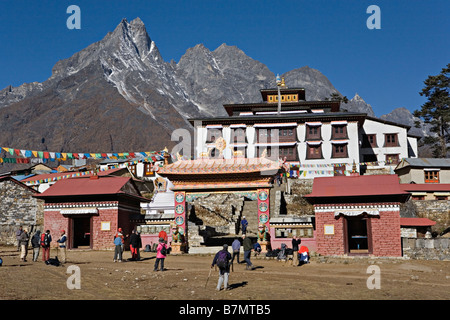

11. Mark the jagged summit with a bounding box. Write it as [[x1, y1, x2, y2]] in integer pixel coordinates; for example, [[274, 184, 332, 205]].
[[0, 17, 428, 166]]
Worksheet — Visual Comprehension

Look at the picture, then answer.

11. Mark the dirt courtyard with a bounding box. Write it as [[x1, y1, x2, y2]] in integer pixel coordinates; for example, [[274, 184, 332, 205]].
[[0, 245, 449, 301]]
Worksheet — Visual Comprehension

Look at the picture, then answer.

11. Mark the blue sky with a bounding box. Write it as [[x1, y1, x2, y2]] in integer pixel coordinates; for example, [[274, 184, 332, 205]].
[[0, 0, 448, 116]]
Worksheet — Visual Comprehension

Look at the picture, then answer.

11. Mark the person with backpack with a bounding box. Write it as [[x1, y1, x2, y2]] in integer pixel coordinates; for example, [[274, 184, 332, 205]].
[[153, 237, 167, 271], [56, 230, 67, 264], [40, 230, 52, 262], [211, 244, 232, 291], [31, 230, 41, 262]]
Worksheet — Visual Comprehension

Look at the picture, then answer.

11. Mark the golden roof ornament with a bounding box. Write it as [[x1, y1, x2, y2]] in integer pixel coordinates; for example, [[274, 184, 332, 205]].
[[215, 137, 227, 156]]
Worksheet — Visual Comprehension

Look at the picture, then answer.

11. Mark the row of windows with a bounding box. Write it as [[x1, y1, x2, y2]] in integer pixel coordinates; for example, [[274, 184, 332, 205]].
[[229, 145, 351, 160], [362, 133, 399, 148], [207, 129, 401, 147]]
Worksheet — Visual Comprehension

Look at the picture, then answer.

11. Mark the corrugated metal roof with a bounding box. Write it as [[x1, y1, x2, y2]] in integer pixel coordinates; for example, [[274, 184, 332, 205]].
[[403, 158, 450, 168]]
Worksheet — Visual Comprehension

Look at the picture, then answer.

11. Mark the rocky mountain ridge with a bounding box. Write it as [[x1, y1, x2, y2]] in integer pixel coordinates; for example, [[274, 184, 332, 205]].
[[0, 17, 428, 161]]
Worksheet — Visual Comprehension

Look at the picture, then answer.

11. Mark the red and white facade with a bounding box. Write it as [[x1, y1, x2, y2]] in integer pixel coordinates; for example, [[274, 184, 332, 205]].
[[305, 175, 410, 257], [35, 175, 149, 250]]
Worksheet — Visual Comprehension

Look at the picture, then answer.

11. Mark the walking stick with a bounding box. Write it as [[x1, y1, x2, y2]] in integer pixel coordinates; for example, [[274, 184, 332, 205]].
[[205, 266, 213, 288]]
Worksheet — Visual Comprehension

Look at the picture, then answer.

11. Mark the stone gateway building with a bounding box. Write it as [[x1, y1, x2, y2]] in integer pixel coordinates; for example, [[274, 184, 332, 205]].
[[0, 176, 41, 245]]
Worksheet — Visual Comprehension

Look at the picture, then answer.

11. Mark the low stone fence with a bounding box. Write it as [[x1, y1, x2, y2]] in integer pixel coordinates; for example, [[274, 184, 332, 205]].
[[402, 237, 450, 260]]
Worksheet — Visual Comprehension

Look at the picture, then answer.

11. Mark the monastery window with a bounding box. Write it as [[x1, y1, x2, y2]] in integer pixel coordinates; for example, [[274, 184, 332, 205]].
[[306, 143, 322, 159], [331, 143, 348, 158], [331, 124, 348, 139], [384, 133, 399, 147], [144, 163, 154, 176], [385, 154, 399, 165], [232, 128, 246, 143], [128, 164, 137, 176], [279, 147, 298, 161], [305, 124, 322, 141], [257, 128, 276, 143], [206, 128, 222, 143], [424, 170, 439, 183], [435, 195, 448, 200], [362, 134, 377, 148], [412, 195, 425, 201]]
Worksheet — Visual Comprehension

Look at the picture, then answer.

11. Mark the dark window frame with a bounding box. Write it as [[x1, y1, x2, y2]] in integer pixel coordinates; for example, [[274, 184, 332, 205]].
[[384, 133, 399, 147], [331, 143, 348, 158]]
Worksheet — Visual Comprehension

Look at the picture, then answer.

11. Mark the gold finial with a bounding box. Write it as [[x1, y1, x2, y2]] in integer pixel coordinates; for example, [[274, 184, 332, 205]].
[[280, 77, 286, 87]]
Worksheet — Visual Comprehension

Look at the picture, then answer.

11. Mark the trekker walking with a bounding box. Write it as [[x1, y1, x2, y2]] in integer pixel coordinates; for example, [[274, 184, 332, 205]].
[[241, 216, 248, 234], [19, 228, 29, 262], [154, 237, 167, 271], [231, 238, 241, 264], [242, 234, 254, 270], [41, 230, 52, 261], [56, 230, 67, 263], [31, 230, 41, 262], [211, 244, 232, 291]]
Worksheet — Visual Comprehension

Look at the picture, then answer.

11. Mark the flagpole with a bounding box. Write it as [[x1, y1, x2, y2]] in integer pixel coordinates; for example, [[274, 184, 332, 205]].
[[276, 74, 282, 115]]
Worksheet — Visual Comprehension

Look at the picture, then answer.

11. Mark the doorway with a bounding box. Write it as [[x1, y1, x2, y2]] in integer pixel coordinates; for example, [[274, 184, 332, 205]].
[[71, 216, 92, 249], [345, 216, 372, 254]]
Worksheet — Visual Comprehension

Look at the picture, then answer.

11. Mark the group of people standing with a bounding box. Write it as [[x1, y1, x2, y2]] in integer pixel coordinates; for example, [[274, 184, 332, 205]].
[[15, 226, 67, 263], [113, 228, 168, 272]]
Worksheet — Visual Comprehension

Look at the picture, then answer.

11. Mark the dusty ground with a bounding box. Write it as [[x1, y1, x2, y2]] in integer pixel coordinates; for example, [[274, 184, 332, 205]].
[[0, 246, 449, 301]]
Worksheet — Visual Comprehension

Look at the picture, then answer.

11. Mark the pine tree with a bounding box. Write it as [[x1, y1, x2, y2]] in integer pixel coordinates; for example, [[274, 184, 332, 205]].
[[413, 63, 450, 158]]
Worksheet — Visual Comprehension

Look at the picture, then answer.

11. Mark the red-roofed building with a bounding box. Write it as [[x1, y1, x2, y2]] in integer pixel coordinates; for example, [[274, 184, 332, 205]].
[[34, 175, 150, 250], [22, 167, 129, 193], [304, 175, 411, 257]]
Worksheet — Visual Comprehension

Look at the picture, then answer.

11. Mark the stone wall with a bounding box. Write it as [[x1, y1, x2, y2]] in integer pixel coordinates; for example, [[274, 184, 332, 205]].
[[284, 179, 314, 216], [402, 238, 450, 260], [0, 179, 43, 245], [190, 193, 244, 234], [400, 199, 450, 234]]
